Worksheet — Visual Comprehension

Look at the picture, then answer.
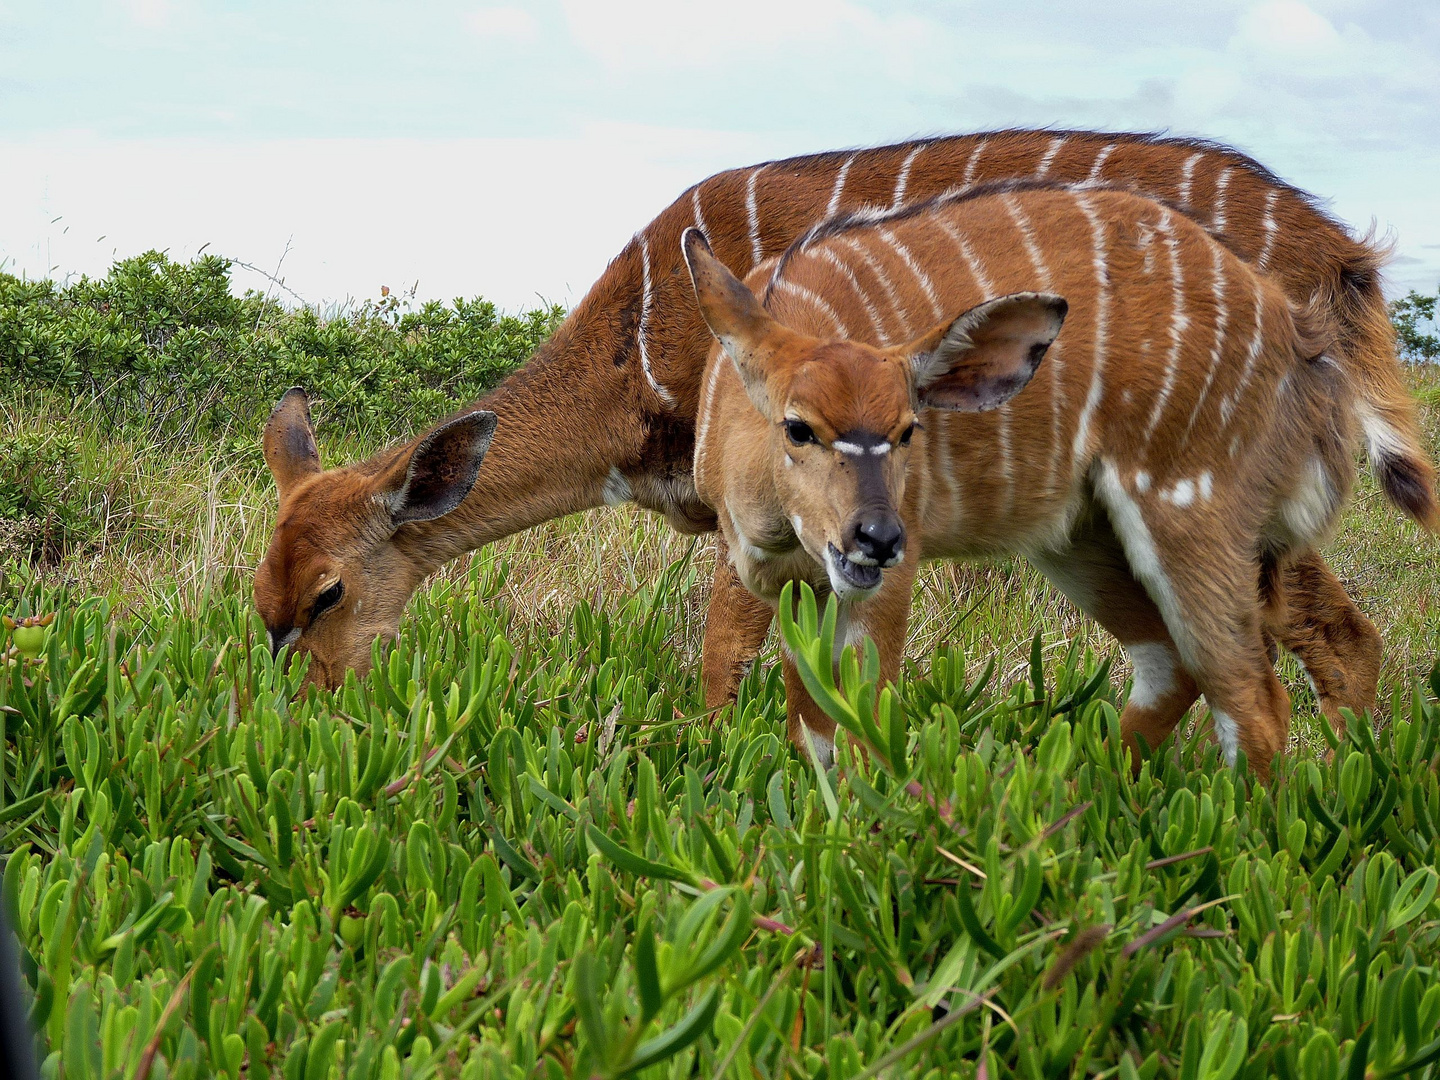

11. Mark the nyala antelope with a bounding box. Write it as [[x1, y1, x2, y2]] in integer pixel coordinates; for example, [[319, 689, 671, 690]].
[[255, 131, 1432, 723], [682, 181, 1434, 781]]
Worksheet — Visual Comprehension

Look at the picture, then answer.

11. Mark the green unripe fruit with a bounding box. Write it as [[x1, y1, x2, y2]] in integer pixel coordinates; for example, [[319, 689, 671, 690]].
[[340, 915, 365, 947]]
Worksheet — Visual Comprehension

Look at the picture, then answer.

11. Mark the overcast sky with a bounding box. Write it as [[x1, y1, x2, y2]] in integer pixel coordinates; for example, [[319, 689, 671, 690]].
[[2, 0, 1436, 311]]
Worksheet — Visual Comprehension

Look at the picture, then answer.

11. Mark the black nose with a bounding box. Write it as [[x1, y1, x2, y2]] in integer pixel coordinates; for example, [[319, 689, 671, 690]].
[[851, 514, 905, 565]]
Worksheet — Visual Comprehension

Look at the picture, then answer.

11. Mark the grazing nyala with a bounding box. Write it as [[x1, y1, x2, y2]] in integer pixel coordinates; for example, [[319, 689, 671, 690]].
[[254, 131, 1432, 730], [682, 180, 1432, 780]]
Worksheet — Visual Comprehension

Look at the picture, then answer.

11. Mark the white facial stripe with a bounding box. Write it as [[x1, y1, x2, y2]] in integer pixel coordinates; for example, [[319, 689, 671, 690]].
[[832, 440, 865, 456], [870, 442, 891, 455]]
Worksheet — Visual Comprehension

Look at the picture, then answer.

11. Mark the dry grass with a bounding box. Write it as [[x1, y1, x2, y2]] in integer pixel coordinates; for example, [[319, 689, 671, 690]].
[[6, 367, 1437, 736]]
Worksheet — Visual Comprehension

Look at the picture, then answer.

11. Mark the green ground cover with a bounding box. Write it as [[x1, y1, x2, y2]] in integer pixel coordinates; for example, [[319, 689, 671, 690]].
[[2, 255, 1439, 1078]]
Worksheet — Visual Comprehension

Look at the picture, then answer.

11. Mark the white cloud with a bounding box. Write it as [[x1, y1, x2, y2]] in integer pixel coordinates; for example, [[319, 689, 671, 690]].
[[465, 6, 539, 43], [560, 0, 945, 77], [119, 0, 174, 29], [1230, 0, 1344, 59]]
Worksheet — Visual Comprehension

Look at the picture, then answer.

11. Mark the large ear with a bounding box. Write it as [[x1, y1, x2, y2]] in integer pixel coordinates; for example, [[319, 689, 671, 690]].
[[681, 227, 787, 417], [263, 387, 321, 498], [380, 411, 498, 525], [905, 293, 1067, 412]]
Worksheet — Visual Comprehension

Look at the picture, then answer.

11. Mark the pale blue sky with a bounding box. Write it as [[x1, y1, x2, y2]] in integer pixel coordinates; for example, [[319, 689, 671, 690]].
[[2, 0, 1436, 308]]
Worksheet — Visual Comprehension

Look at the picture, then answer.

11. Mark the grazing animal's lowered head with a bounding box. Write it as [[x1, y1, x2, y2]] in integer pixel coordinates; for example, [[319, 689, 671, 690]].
[[253, 389, 497, 687], [681, 226, 1066, 603]]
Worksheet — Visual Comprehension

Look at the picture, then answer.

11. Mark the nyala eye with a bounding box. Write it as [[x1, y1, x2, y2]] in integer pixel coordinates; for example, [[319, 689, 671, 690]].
[[313, 580, 345, 618], [784, 420, 817, 446], [899, 424, 916, 446]]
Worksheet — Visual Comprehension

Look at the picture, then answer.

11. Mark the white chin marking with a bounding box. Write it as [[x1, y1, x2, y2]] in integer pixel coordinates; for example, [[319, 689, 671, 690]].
[[1212, 709, 1239, 766], [823, 545, 878, 601]]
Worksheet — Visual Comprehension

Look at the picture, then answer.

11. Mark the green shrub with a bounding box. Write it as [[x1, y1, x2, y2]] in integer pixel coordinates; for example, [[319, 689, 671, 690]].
[[1392, 287, 1440, 364], [2, 561, 1438, 1078], [0, 253, 563, 442], [0, 432, 101, 565]]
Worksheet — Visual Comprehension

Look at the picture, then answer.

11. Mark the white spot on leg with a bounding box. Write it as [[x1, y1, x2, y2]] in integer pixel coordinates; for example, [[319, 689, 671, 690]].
[[603, 467, 632, 506], [791, 515, 804, 538], [1134, 471, 1151, 494], [1127, 642, 1177, 710], [1212, 708, 1239, 765]]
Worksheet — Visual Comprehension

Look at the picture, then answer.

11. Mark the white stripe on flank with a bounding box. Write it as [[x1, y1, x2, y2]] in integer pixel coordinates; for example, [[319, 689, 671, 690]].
[[1036, 135, 1066, 177], [1094, 460, 1194, 667], [1086, 143, 1116, 182], [636, 235, 676, 407], [1003, 194, 1054, 289], [935, 216, 996, 295], [1072, 193, 1111, 465], [746, 165, 767, 268], [1143, 211, 1189, 442], [771, 278, 848, 336], [1004, 193, 1064, 489], [879, 227, 943, 319], [839, 235, 911, 337], [691, 185, 708, 239], [933, 410, 962, 531], [1177, 152, 1202, 207], [996, 404, 1015, 518], [1211, 166, 1234, 232], [1181, 241, 1229, 445], [814, 246, 890, 343], [1220, 280, 1266, 428], [963, 139, 987, 185], [1256, 188, 1280, 271], [892, 144, 924, 207], [828, 153, 856, 217]]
